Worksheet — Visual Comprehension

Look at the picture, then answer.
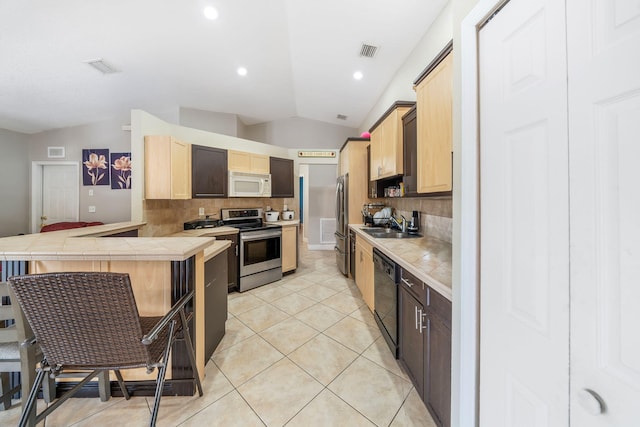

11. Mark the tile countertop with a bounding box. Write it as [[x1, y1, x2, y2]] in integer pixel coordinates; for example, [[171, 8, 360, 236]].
[[349, 224, 452, 301], [169, 230, 232, 262], [0, 222, 215, 262]]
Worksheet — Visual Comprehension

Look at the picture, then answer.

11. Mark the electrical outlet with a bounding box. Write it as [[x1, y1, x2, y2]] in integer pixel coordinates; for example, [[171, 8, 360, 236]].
[[88, 206, 96, 213], [198, 207, 205, 216], [88, 189, 94, 196]]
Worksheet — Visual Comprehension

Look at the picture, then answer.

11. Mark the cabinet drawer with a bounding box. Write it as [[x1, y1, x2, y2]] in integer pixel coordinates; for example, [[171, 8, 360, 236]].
[[399, 267, 427, 303], [427, 286, 452, 329]]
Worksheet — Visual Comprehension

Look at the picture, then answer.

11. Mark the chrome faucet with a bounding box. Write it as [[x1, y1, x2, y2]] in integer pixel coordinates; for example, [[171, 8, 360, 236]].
[[390, 215, 407, 232]]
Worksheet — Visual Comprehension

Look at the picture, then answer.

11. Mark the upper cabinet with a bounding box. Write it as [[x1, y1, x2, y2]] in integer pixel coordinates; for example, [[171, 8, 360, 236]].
[[144, 136, 191, 200], [269, 157, 294, 198], [192, 145, 227, 198], [228, 150, 270, 174], [402, 106, 419, 197], [340, 138, 370, 224], [369, 101, 414, 181], [414, 43, 453, 194]]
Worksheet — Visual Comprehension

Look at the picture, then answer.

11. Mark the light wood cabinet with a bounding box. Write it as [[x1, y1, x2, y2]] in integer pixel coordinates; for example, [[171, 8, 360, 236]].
[[228, 150, 270, 174], [369, 102, 414, 180], [144, 136, 191, 200], [339, 138, 370, 225], [355, 236, 374, 311], [282, 224, 298, 273], [415, 47, 453, 193]]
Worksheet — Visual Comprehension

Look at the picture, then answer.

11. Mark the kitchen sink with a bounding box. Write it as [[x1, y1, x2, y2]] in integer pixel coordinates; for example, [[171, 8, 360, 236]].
[[362, 228, 422, 239]]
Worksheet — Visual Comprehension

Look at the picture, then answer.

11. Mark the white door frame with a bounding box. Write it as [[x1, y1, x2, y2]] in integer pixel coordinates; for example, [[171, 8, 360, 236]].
[[456, 1, 511, 426], [31, 161, 80, 233]]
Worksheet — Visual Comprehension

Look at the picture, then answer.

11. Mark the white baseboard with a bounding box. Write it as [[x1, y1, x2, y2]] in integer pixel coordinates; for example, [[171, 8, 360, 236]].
[[307, 244, 335, 251]]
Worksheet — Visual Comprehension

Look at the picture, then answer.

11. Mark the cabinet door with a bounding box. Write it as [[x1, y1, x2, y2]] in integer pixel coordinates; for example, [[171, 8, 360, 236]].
[[400, 285, 425, 399], [192, 145, 227, 198], [270, 157, 294, 198], [370, 126, 382, 180], [425, 315, 451, 427], [228, 150, 269, 174], [416, 52, 453, 193], [170, 139, 191, 199], [402, 107, 419, 196], [216, 233, 238, 291], [204, 251, 228, 360], [281, 225, 297, 272], [361, 241, 374, 311], [251, 154, 270, 174]]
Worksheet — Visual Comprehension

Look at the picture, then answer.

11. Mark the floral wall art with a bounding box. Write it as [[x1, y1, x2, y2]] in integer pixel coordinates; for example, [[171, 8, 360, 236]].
[[111, 152, 132, 189], [82, 149, 110, 186]]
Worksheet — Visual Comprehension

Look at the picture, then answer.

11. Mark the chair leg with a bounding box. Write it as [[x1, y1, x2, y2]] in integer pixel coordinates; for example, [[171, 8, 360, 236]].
[[149, 319, 175, 427], [18, 368, 45, 427], [114, 370, 130, 400], [98, 370, 111, 402], [41, 373, 56, 404], [180, 308, 203, 397], [0, 372, 11, 410]]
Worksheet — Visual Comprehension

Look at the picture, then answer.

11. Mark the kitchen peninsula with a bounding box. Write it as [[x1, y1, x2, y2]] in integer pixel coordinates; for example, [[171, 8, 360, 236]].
[[0, 221, 228, 396]]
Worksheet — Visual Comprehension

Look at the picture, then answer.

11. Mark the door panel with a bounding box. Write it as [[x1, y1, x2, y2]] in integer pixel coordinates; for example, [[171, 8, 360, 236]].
[[479, 0, 569, 425], [41, 165, 79, 228], [567, 0, 640, 425]]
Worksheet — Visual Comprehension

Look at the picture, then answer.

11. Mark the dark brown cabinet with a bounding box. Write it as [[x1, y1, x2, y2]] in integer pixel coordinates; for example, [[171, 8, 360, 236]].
[[402, 105, 419, 197], [216, 233, 239, 292], [192, 145, 227, 198], [269, 157, 294, 198], [398, 267, 451, 427], [204, 250, 228, 361]]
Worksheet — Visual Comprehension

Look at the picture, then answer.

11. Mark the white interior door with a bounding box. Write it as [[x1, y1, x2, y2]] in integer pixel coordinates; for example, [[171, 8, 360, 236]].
[[40, 164, 79, 228], [567, 0, 640, 425], [478, 0, 570, 425]]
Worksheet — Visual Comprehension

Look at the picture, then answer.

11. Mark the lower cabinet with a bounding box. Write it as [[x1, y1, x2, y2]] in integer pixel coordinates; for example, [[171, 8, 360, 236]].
[[204, 251, 228, 361], [355, 236, 374, 311], [282, 225, 298, 273], [216, 233, 239, 292], [399, 267, 451, 427]]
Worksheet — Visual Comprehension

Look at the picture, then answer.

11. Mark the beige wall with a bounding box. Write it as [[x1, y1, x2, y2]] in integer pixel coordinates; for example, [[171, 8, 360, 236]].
[[0, 129, 29, 236]]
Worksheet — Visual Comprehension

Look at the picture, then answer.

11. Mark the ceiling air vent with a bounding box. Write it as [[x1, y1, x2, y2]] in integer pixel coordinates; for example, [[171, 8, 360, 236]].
[[84, 58, 119, 74], [336, 114, 348, 120], [359, 43, 378, 58]]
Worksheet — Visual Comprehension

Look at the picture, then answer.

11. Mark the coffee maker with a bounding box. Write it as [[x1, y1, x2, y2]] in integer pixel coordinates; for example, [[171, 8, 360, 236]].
[[408, 210, 420, 233]]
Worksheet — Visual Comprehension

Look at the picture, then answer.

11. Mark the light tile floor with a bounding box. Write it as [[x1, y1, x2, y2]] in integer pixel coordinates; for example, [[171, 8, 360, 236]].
[[0, 243, 438, 426]]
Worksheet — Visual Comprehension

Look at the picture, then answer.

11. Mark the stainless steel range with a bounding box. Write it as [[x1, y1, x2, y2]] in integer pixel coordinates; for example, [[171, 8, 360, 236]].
[[220, 208, 282, 292]]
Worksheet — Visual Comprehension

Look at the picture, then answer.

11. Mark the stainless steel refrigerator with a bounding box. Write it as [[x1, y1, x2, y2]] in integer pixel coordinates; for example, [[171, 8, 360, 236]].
[[334, 174, 348, 276]]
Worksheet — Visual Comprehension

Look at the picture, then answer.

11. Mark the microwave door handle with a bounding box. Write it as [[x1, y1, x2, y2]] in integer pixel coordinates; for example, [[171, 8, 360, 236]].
[[259, 179, 264, 195]]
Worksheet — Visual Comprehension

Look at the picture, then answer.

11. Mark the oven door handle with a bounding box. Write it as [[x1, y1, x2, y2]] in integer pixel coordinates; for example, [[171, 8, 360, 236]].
[[241, 231, 282, 241]]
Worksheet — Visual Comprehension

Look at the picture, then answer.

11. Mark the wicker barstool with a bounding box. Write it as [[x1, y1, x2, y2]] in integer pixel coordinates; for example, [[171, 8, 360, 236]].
[[8, 272, 203, 427]]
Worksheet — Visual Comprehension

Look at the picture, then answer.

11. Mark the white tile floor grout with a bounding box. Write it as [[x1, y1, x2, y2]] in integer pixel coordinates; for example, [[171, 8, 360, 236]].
[[0, 242, 438, 427]]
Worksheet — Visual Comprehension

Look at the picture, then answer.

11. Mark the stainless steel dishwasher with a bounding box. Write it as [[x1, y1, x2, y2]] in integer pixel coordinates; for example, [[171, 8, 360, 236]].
[[373, 248, 398, 358]]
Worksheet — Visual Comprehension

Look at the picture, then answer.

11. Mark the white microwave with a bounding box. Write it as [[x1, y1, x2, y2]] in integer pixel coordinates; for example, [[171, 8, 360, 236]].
[[228, 171, 272, 197]]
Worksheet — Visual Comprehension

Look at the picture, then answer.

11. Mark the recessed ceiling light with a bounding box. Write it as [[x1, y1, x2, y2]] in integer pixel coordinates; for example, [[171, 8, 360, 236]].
[[353, 71, 363, 80], [204, 6, 218, 20], [237, 67, 247, 76]]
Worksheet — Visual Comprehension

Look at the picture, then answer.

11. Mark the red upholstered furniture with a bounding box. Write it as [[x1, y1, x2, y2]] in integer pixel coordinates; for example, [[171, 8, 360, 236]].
[[40, 222, 104, 233]]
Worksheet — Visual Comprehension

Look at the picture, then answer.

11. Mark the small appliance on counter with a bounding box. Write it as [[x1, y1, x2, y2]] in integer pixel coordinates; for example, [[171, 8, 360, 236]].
[[265, 211, 280, 222], [408, 210, 420, 233], [281, 211, 294, 220]]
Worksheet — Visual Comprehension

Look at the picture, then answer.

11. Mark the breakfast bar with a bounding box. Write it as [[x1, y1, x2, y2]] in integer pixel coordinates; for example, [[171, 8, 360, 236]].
[[0, 222, 228, 396]]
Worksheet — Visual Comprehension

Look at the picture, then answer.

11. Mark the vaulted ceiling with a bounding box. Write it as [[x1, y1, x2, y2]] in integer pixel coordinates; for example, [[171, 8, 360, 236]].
[[0, 0, 448, 134]]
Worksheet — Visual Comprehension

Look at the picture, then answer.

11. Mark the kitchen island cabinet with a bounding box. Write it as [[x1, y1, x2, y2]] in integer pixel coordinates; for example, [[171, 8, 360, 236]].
[[192, 144, 227, 198], [144, 136, 191, 200], [0, 222, 222, 397], [215, 233, 239, 291], [204, 248, 228, 361]]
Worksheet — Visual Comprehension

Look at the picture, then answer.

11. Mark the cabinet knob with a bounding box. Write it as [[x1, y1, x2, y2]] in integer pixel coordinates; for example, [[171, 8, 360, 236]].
[[577, 389, 605, 415]]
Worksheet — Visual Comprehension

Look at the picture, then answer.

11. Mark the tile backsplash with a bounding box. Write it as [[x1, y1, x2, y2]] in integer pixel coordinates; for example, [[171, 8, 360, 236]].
[[142, 197, 296, 237], [383, 196, 452, 243]]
